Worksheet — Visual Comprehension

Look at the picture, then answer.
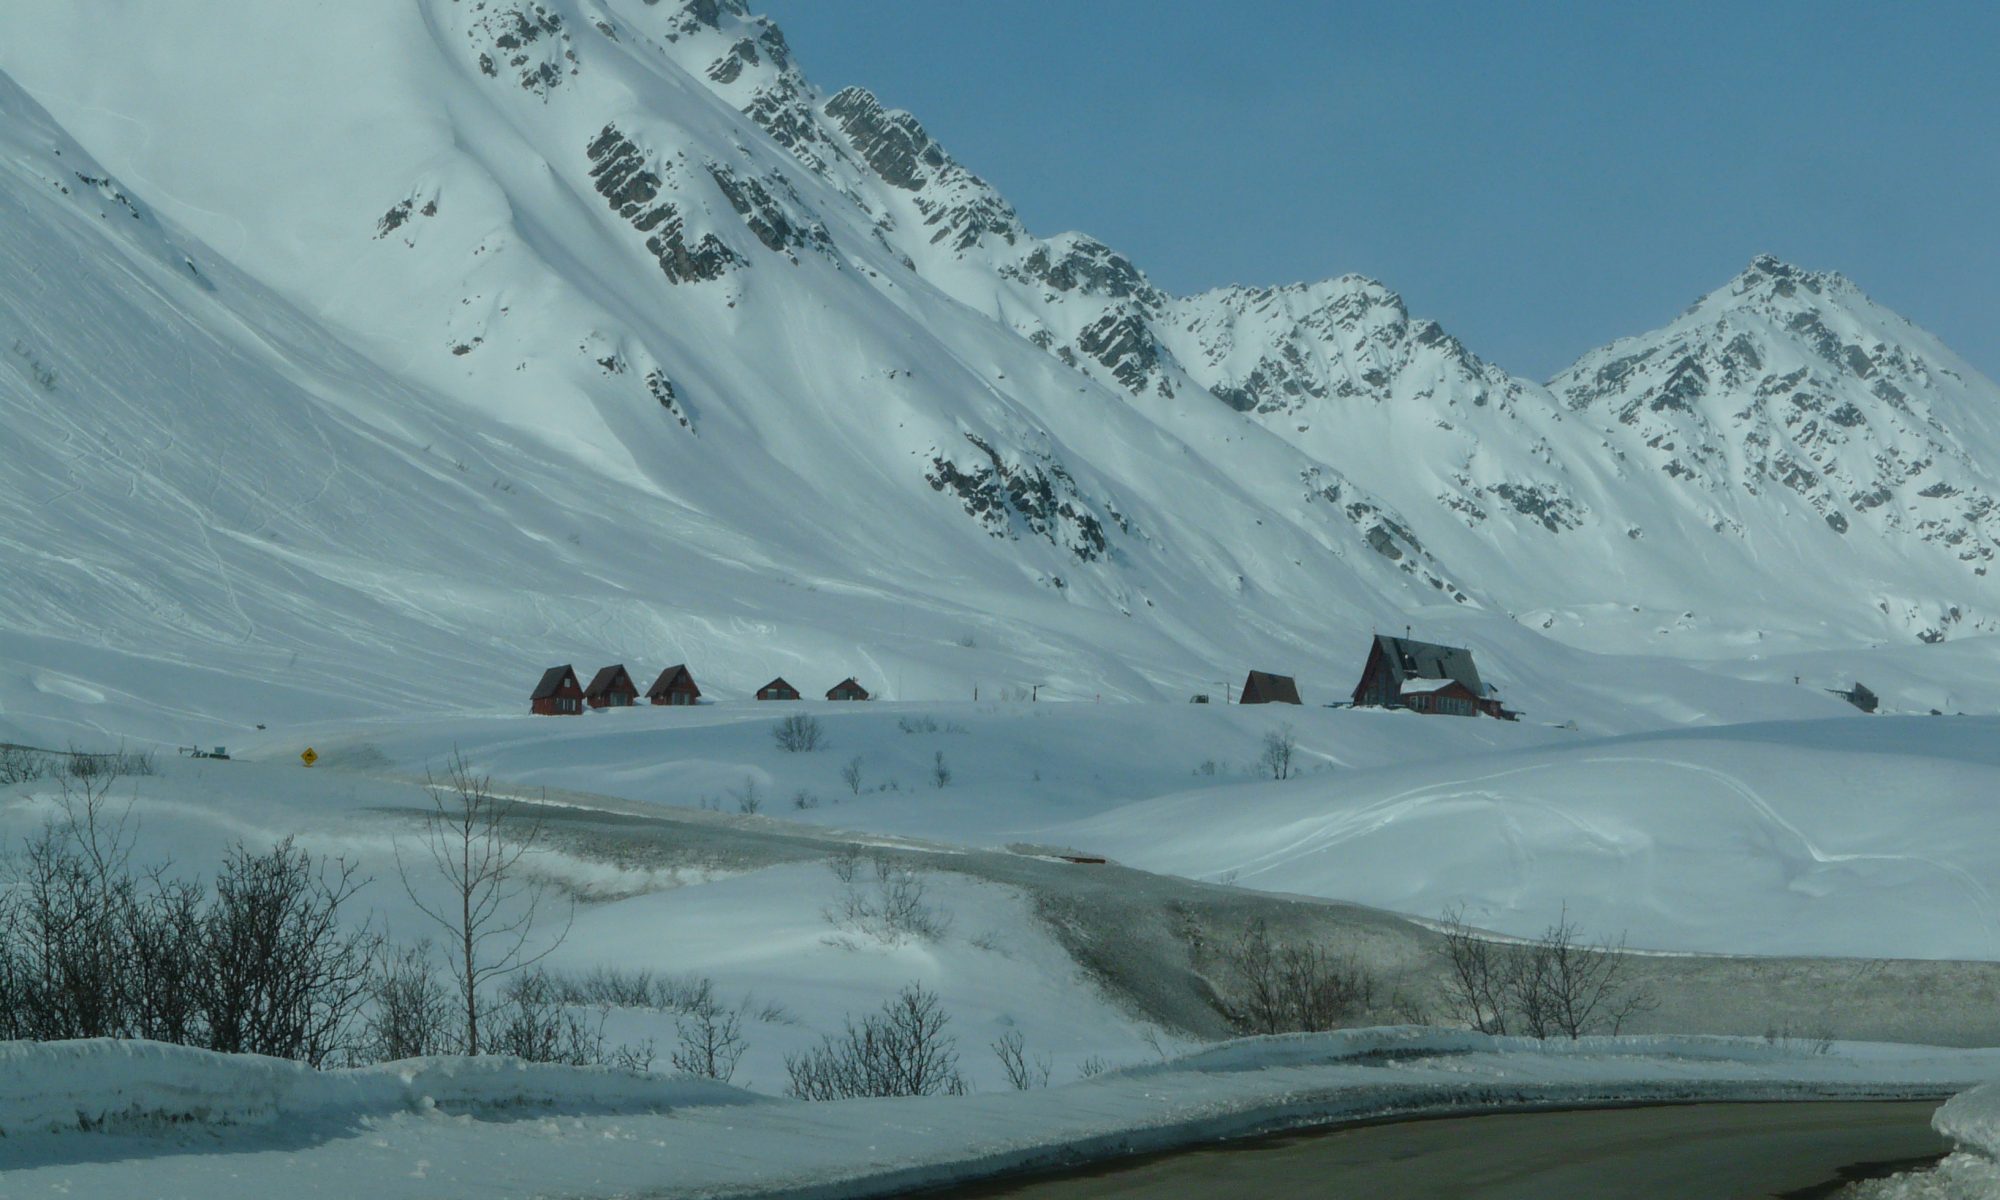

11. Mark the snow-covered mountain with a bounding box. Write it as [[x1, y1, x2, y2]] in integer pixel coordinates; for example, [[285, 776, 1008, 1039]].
[[0, 0, 1993, 745]]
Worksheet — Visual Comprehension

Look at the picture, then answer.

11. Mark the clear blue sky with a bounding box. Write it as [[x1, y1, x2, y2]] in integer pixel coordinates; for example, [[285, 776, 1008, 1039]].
[[761, 1, 1998, 382]]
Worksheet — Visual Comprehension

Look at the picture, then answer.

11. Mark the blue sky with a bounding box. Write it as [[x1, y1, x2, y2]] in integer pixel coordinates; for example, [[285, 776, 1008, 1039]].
[[761, 1, 1998, 382]]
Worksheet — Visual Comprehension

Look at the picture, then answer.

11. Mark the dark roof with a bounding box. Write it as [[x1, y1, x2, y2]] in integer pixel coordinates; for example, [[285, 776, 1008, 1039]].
[[1372, 635, 1486, 696], [758, 677, 798, 694], [531, 664, 578, 700], [584, 664, 636, 698], [827, 677, 868, 697], [648, 664, 699, 696], [1241, 670, 1302, 704]]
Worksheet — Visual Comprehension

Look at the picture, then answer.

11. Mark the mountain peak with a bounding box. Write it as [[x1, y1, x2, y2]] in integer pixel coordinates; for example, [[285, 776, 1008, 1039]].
[[1716, 253, 1860, 310]]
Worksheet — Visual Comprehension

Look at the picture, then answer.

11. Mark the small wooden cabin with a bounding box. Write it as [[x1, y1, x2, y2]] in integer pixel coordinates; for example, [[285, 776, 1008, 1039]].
[[826, 677, 870, 701], [583, 664, 639, 709], [648, 664, 702, 706], [530, 664, 584, 716], [1239, 670, 1302, 705], [756, 677, 801, 701], [1350, 634, 1509, 718]]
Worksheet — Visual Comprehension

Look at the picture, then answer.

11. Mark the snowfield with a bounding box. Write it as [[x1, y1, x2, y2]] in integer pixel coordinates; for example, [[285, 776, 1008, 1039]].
[[1059, 713, 2000, 959], [4, 1032, 1997, 1199]]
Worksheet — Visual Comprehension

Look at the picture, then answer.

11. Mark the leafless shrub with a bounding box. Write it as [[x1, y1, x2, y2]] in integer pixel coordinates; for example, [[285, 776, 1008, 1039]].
[[730, 776, 762, 815], [792, 789, 819, 810], [489, 968, 607, 1066], [0, 780, 375, 1066], [1764, 1023, 1837, 1056], [1075, 1055, 1113, 1079], [198, 839, 378, 1065], [60, 744, 155, 780], [0, 744, 49, 785], [671, 988, 746, 1082], [827, 846, 862, 886], [1219, 918, 1377, 1034], [840, 756, 864, 795], [930, 751, 952, 789], [785, 983, 967, 1100], [992, 1029, 1051, 1090], [364, 942, 458, 1061], [1436, 903, 1657, 1040], [1258, 724, 1298, 781], [824, 855, 952, 944], [397, 750, 571, 1055], [772, 714, 825, 753], [897, 716, 939, 734]]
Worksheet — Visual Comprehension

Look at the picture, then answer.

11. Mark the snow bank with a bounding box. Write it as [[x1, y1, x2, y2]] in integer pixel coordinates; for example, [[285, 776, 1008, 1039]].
[[0, 1039, 763, 1138], [1938, 1083, 2000, 1159], [5, 1031, 1998, 1199]]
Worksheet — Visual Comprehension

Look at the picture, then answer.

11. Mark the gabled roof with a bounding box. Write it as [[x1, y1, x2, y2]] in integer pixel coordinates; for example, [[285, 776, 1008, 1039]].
[[1241, 670, 1302, 705], [1373, 635, 1486, 696], [758, 676, 798, 694], [827, 677, 868, 697], [648, 664, 699, 696], [584, 664, 637, 697], [531, 664, 579, 699]]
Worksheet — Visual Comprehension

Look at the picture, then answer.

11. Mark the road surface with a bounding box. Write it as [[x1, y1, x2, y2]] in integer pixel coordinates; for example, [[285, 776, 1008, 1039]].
[[928, 1101, 1947, 1200]]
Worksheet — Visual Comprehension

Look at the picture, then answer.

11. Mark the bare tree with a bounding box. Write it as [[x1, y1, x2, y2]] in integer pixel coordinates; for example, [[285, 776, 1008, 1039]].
[[1437, 903, 1510, 1035], [840, 756, 864, 795], [397, 751, 571, 1055], [1258, 724, 1298, 781], [930, 751, 952, 789], [671, 984, 746, 1082], [772, 714, 825, 753], [991, 1029, 1051, 1090], [1510, 905, 1656, 1039]]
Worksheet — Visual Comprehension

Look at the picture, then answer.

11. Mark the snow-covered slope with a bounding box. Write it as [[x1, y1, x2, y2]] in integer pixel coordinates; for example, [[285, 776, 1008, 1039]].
[[0, 0, 1995, 749]]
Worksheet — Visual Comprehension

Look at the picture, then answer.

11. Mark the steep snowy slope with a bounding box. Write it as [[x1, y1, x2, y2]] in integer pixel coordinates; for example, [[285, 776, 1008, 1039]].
[[630, 2, 2000, 656], [0, 0, 1993, 751], [0, 8, 1518, 748]]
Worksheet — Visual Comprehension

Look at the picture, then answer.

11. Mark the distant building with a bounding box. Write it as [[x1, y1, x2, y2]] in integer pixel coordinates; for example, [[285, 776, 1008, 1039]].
[[1239, 670, 1302, 705], [647, 664, 702, 707], [825, 677, 870, 701], [756, 677, 801, 701], [1351, 634, 1510, 718], [583, 664, 639, 709], [530, 664, 584, 716]]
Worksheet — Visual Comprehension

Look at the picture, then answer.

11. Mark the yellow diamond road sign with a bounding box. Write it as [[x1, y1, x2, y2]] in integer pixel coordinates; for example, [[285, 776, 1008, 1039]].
[[301, 747, 318, 767]]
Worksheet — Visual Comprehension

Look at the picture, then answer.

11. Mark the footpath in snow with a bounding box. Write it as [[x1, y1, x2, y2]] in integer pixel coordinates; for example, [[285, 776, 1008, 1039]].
[[4, 1030, 2000, 1199]]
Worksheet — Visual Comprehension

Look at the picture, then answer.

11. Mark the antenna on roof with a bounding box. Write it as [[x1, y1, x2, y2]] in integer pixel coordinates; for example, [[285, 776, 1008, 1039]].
[[1406, 625, 1412, 639]]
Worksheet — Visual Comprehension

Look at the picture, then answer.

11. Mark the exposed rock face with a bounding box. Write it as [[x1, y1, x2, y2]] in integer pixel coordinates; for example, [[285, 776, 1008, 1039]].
[[465, 2, 578, 98], [1554, 255, 2000, 580], [925, 434, 1123, 563]]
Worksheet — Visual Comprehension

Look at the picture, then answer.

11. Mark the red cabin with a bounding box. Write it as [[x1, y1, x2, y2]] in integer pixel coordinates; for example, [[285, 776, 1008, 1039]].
[[756, 677, 801, 701], [648, 664, 701, 707], [826, 677, 870, 701], [1351, 634, 1511, 718], [584, 664, 639, 709], [1239, 670, 1302, 705], [530, 664, 584, 716]]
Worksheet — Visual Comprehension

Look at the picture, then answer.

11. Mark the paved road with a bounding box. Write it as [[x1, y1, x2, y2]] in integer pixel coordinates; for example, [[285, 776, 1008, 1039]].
[[928, 1102, 1947, 1200]]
